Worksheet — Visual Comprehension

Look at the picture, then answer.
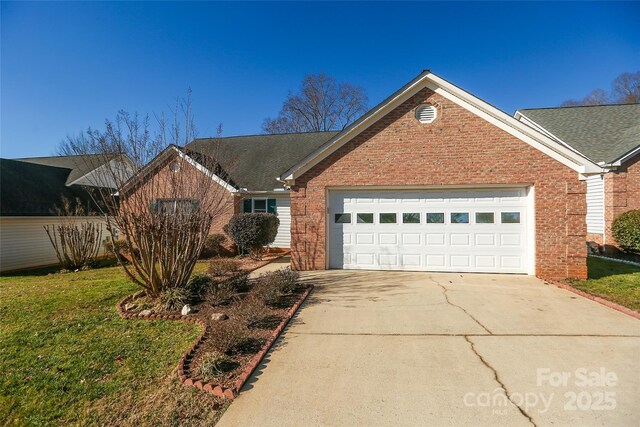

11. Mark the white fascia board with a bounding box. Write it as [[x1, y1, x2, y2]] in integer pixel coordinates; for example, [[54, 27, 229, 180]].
[[605, 145, 640, 167], [173, 147, 237, 193], [281, 72, 601, 183]]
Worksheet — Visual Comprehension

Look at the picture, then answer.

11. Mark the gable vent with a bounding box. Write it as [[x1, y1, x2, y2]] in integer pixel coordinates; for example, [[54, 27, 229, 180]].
[[416, 104, 437, 124]]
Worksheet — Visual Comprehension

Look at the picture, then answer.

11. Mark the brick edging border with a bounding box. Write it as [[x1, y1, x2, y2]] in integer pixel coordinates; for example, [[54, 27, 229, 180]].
[[543, 278, 640, 320], [115, 282, 313, 400]]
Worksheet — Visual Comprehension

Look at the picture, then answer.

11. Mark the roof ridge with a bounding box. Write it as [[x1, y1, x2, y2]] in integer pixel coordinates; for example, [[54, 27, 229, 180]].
[[193, 130, 340, 141], [519, 103, 640, 112]]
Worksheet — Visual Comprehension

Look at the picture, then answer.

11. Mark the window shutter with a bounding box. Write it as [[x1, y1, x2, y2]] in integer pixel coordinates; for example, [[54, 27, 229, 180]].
[[149, 200, 159, 214], [267, 198, 277, 214], [243, 199, 252, 213]]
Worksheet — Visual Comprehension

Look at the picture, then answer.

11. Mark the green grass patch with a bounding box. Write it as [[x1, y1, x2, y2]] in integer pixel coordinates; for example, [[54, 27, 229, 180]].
[[571, 257, 640, 312], [0, 264, 215, 425]]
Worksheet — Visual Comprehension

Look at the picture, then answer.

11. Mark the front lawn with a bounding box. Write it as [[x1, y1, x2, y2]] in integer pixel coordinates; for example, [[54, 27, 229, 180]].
[[0, 263, 223, 426], [570, 257, 640, 312]]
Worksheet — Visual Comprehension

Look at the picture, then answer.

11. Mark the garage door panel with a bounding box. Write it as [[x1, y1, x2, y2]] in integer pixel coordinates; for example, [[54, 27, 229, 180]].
[[329, 188, 528, 273], [426, 233, 446, 245], [402, 233, 421, 245], [450, 234, 470, 245], [475, 234, 496, 246]]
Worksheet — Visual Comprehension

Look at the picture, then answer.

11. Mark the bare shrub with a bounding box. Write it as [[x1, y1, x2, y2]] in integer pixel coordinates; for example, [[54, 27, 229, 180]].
[[252, 280, 281, 306], [232, 294, 269, 328], [58, 92, 233, 298], [209, 320, 249, 355], [208, 258, 240, 276], [205, 281, 237, 306], [193, 351, 237, 383], [44, 197, 103, 270]]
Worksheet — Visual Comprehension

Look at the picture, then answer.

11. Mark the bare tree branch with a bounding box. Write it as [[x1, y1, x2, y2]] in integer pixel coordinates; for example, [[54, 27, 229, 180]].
[[262, 73, 368, 134]]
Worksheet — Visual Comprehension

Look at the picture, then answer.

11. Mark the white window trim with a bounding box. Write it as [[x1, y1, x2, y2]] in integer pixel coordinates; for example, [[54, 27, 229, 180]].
[[252, 198, 268, 213]]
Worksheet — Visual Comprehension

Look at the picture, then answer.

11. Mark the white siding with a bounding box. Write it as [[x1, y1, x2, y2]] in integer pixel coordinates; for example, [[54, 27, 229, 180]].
[[0, 217, 108, 272], [272, 194, 291, 248], [586, 174, 605, 234]]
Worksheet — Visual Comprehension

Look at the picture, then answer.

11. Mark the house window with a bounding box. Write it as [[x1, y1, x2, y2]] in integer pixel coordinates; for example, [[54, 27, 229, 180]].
[[426, 213, 445, 224], [475, 212, 495, 224], [451, 212, 469, 224], [357, 213, 374, 224], [379, 213, 397, 223], [335, 213, 351, 223], [243, 198, 277, 214], [501, 212, 521, 223], [150, 198, 199, 215], [403, 213, 420, 224]]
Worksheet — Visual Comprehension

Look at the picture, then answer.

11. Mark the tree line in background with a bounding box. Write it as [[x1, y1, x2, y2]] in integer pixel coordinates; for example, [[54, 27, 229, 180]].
[[561, 70, 640, 106]]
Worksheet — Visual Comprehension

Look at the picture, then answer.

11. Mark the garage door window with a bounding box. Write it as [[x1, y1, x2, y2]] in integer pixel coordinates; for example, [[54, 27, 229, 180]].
[[475, 212, 494, 224], [501, 212, 521, 223], [379, 213, 397, 223], [451, 212, 469, 224], [403, 213, 420, 224], [357, 213, 374, 224], [335, 213, 351, 223], [426, 212, 445, 224]]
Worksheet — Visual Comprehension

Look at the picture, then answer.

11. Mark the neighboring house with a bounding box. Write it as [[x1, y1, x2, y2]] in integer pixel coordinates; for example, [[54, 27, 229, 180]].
[[131, 132, 338, 249], [515, 104, 640, 253], [0, 154, 133, 272]]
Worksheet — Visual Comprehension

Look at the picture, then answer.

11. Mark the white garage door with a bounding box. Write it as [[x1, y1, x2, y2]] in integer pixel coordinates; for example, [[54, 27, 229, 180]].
[[328, 188, 530, 273]]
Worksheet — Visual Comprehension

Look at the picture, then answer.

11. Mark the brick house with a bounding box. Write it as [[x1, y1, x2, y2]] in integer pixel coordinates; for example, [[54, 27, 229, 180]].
[[515, 104, 640, 254], [134, 71, 639, 281]]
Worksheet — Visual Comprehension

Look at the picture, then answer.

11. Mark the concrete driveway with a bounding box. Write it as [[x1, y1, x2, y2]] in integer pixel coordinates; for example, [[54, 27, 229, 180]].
[[218, 271, 640, 427]]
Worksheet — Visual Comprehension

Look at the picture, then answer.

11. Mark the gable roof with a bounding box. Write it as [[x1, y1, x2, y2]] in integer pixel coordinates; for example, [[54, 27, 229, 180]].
[[187, 131, 339, 191], [15, 153, 119, 186], [279, 70, 603, 184], [0, 158, 101, 216], [515, 104, 640, 165]]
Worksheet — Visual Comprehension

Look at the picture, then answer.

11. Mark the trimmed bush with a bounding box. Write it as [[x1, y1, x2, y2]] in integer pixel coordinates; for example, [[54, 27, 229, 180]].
[[612, 210, 640, 254], [186, 273, 212, 298], [223, 213, 279, 258], [208, 258, 240, 276], [159, 287, 191, 311], [199, 234, 228, 259]]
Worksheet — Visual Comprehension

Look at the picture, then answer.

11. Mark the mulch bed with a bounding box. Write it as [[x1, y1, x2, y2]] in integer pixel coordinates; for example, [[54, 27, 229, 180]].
[[116, 252, 312, 399]]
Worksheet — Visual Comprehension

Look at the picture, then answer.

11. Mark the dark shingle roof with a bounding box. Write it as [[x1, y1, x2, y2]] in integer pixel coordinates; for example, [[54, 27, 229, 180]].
[[16, 154, 116, 185], [518, 104, 640, 164], [1, 158, 100, 216], [187, 131, 339, 191]]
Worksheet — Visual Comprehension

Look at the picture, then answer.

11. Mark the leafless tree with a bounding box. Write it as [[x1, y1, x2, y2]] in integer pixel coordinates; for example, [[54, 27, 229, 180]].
[[612, 71, 640, 104], [263, 73, 368, 134], [560, 71, 639, 106], [62, 92, 232, 298]]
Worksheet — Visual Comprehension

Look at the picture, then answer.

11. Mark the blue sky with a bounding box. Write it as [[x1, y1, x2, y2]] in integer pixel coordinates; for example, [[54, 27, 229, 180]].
[[1, 1, 639, 158]]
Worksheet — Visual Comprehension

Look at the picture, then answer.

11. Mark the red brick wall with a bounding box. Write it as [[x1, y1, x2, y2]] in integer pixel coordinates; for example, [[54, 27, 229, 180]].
[[604, 154, 640, 253], [290, 88, 587, 280], [124, 155, 238, 237]]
